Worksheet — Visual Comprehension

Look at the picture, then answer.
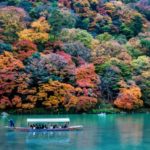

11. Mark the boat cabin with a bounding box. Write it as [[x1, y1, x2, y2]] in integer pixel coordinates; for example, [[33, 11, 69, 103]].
[[27, 118, 70, 129]]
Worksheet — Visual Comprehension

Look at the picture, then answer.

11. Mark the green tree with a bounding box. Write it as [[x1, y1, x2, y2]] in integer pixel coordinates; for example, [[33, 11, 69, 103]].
[[131, 56, 150, 74], [132, 56, 150, 105], [140, 38, 150, 56], [96, 32, 113, 42], [126, 45, 143, 59], [120, 15, 143, 39], [100, 67, 121, 102], [60, 28, 93, 48], [48, 9, 76, 37], [96, 59, 132, 102]]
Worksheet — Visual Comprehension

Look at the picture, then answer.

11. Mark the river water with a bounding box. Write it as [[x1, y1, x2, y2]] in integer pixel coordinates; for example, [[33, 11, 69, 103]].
[[0, 114, 150, 150]]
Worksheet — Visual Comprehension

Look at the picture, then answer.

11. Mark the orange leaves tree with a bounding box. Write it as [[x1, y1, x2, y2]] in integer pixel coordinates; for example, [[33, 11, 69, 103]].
[[37, 81, 97, 112], [0, 51, 37, 110], [114, 81, 143, 110], [0, 52, 24, 109], [18, 17, 50, 43]]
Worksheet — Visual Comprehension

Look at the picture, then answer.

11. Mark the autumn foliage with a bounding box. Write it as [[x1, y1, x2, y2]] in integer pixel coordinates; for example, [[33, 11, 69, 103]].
[[0, 6, 27, 42], [18, 17, 50, 43], [13, 40, 37, 60], [0, 52, 24, 109], [114, 82, 143, 110], [37, 81, 97, 112], [0, 0, 149, 113], [76, 64, 100, 88], [0, 52, 24, 95]]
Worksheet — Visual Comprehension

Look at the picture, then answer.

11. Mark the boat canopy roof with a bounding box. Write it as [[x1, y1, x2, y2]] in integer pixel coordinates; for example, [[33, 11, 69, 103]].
[[27, 118, 70, 123]]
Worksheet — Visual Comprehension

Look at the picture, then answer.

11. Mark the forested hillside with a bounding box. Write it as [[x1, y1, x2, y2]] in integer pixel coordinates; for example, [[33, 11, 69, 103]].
[[0, 0, 150, 113]]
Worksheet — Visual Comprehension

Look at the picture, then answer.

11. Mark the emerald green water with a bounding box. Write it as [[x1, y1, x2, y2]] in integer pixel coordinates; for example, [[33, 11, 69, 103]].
[[0, 114, 150, 150]]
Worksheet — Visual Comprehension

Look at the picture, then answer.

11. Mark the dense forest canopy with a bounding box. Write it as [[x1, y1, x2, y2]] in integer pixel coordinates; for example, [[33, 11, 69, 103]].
[[0, 0, 150, 113]]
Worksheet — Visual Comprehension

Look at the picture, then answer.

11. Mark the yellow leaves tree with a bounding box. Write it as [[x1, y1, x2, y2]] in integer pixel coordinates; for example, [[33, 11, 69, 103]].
[[18, 17, 50, 43], [22, 103, 35, 110], [104, 2, 116, 15], [37, 81, 76, 111]]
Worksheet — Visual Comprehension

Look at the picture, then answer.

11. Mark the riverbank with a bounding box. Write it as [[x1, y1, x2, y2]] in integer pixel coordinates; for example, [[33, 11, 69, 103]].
[[1, 106, 150, 115]]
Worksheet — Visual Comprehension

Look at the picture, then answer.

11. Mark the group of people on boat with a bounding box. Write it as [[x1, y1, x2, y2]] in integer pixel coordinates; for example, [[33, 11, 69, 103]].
[[29, 123, 69, 130], [30, 124, 47, 129]]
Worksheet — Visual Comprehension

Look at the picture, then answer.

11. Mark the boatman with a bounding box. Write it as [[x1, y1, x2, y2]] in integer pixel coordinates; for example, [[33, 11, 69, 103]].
[[9, 119, 15, 128]]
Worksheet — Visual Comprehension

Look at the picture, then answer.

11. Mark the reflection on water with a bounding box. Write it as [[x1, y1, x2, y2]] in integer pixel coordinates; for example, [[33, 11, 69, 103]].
[[0, 114, 150, 150], [26, 132, 72, 144], [3, 129, 82, 150], [5, 131, 72, 144], [116, 115, 143, 146]]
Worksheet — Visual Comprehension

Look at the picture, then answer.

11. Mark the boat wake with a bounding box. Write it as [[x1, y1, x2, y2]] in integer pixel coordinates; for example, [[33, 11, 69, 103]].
[[98, 113, 106, 117]]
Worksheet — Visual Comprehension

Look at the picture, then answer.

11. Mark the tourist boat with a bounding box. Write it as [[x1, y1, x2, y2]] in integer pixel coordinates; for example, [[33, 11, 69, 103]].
[[5, 118, 83, 132]]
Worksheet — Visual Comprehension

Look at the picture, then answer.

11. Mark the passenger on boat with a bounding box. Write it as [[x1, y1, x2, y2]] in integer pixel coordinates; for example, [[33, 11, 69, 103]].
[[49, 124, 53, 129], [35, 124, 39, 129], [9, 119, 15, 128], [41, 125, 43, 129], [30, 125, 33, 129], [53, 124, 58, 129], [61, 123, 68, 128], [41, 124, 47, 129], [38, 125, 40, 129], [53, 124, 56, 129], [41, 125, 44, 129], [31, 124, 46, 129], [39, 124, 42, 129], [44, 125, 47, 129], [32, 124, 36, 129]]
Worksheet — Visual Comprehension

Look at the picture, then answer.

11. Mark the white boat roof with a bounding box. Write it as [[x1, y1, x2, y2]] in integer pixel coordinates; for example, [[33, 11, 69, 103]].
[[27, 118, 70, 123]]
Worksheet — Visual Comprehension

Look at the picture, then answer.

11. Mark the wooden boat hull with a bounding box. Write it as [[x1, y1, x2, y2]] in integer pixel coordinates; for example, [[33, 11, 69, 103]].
[[5, 126, 83, 132]]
